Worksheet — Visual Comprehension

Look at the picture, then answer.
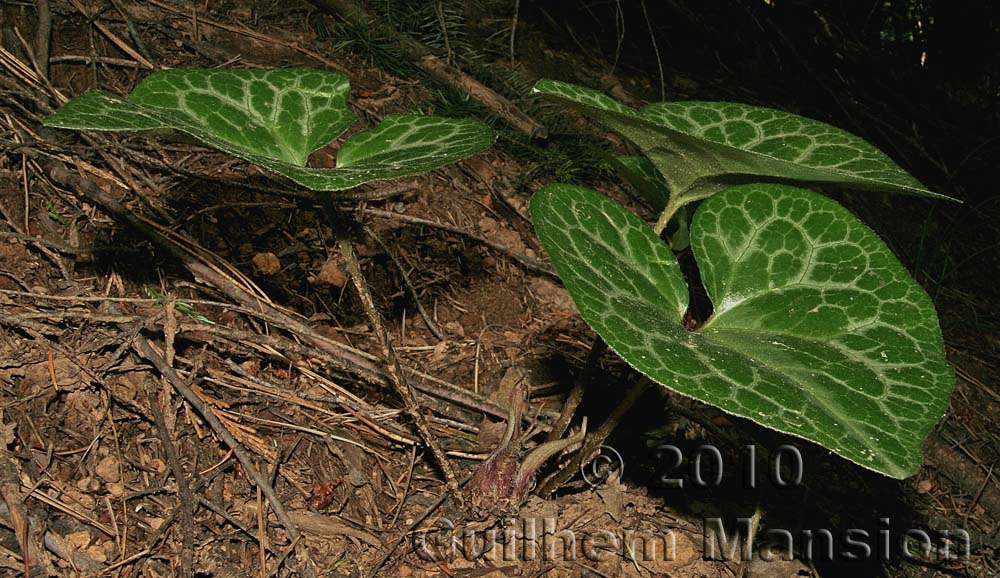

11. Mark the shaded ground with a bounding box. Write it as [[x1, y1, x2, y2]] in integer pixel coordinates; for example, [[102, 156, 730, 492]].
[[0, 1, 998, 577]]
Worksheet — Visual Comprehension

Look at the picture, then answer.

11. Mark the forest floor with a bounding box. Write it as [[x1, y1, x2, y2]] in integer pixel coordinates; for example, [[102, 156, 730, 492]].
[[0, 1, 998, 577]]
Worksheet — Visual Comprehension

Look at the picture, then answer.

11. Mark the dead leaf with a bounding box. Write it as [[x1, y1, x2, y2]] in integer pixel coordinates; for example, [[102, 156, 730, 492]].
[[65, 531, 91, 550]]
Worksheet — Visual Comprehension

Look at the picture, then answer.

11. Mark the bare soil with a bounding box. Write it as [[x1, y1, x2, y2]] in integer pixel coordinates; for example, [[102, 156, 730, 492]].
[[0, 2, 997, 577]]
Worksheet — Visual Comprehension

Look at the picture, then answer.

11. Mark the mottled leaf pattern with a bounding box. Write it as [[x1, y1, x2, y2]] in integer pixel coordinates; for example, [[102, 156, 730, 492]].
[[128, 68, 355, 166], [43, 89, 165, 132], [533, 79, 953, 204], [532, 183, 953, 478], [44, 69, 494, 191], [251, 115, 496, 191]]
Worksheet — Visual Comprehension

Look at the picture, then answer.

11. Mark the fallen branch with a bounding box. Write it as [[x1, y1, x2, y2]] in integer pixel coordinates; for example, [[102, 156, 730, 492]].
[[32, 0, 51, 79], [307, 0, 547, 138], [148, 393, 195, 578]]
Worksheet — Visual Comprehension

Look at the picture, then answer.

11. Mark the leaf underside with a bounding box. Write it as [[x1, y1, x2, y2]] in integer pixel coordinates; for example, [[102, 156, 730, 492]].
[[533, 79, 955, 204], [613, 155, 670, 210], [44, 68, 494, 191], [532, 183, 954, 478]]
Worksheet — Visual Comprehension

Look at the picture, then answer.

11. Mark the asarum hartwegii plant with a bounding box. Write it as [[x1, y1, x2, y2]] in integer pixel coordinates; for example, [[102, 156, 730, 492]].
[[530, 79, 955, 479]]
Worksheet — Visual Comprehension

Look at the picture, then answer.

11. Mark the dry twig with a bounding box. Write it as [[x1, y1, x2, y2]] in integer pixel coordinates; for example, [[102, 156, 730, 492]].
[[32, 0, 51, 79], [307, 0, 547, 137], [148, 393, 195, 578], [364, 208, 555, 277], [132, 336, 317, 577], [337, 234, 466, 506]]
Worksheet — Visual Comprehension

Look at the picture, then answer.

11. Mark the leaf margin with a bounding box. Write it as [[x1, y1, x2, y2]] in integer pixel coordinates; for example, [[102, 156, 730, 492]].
[[531, 181, 954, 478]]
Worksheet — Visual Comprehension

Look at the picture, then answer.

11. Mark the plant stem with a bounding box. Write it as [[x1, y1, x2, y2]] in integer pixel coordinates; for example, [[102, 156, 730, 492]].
[[323, 195, 465, 506], [735, 502, 763, 578], [545, 337, 605, 443], [364, 225, 446, 341], [537, 377, 650, 496], [653, 196, 682, 236]]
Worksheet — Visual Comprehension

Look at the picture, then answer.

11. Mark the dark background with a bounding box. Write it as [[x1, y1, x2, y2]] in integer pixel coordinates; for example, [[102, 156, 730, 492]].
[[526, 0, 999, 203], [510, 0, 999, 353]]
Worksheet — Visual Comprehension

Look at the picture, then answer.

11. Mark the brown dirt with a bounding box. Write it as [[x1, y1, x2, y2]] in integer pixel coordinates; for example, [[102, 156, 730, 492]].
[[0, 2, 997, 578]]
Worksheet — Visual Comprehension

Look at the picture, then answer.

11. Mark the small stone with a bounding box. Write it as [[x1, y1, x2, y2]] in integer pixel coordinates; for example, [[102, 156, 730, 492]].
[[529, 278, 575, 313], [76, 476, 99, 492], [252, 252, 281, 275], [492, 228, 523, 251], [314, 258, 347, 288], [443, 321, 465, 338], [95, 455, 121, 483], [478, 217, 498, 234], [915, 479, 935, 494], [66, 488, 95, 509], [673, 532, 700, 565], [466, 157, 495, 181], [106, 482, 125, 498]]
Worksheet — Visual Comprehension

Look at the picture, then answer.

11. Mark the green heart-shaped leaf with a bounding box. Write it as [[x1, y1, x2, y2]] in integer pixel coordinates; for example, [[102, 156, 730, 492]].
[[129, 68, 355, 166], [612, 155, 689, 251], [45, 69, 354, 166], [44, 69, 494, 191], [531, 183, 954, 478], [613, 155, 670, 210], [534, 79, 955, 205], [43, 89, 167, 132], [244, 114, 496, 191]]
